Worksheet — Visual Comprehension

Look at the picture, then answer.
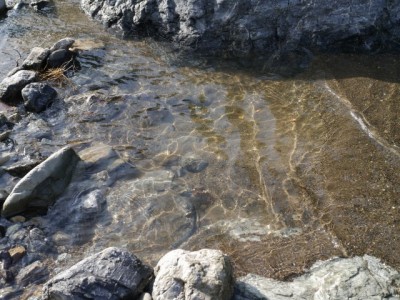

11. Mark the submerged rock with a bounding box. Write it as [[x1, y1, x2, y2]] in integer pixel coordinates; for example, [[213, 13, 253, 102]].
[[22, 82, 57, 113], [234, 255, 400, 300], [42, 247, 153, 300], [1, 147, 80, 218], [152, 249, 234, 300], [0, 70, 37, 104]]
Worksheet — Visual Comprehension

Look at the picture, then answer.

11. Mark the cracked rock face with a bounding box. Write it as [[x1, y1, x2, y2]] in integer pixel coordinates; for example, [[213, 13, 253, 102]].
[[81, 0, 400, 57], [152, 249, 234, 300], [234, 255, 400, 300]]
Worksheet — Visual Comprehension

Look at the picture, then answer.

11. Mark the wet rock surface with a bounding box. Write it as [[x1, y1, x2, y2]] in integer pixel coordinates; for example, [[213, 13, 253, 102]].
[[42, 247, 153, 300], [152, 249, 234, 300]]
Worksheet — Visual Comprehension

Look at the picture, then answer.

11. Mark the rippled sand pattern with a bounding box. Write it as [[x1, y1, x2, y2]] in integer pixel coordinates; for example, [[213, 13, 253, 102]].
[[0, 0, 399, 281]]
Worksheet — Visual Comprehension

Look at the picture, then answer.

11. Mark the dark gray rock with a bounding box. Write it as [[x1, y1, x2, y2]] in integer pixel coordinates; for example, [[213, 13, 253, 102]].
[[0, 70, 37, 104], [50, 37, 75, 52], [1, 147, 80, 218], [81, 0, 400, 59], [0, 0, 6, 14], [22, 82, 57, 113], [47, 49, 73, 69], [233, 255, 400, 300], [29, 0, 50, 10], [22, 47, 51, 70], [16, 261, 49, 287], [42, 247, 153, 300]]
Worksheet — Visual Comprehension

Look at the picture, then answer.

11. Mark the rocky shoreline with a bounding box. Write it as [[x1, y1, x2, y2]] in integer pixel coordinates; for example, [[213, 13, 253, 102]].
[[80, 0, 400, 71], [0, 37, 398, 299]]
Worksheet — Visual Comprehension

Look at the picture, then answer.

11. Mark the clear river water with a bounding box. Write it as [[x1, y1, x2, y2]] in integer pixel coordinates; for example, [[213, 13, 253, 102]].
[[0, 0, 399, 294]]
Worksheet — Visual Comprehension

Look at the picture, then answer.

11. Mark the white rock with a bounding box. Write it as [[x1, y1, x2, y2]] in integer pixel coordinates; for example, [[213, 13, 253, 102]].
[[153, 249, 234, 300], [234, 255, 400, 300]]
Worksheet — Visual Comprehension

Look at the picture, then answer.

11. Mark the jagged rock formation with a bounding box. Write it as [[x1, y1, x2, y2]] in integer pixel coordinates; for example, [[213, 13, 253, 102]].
[[81, 0, 400, 58]]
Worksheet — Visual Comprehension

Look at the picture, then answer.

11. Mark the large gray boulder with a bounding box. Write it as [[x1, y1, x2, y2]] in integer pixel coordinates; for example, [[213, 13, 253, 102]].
[[81, 0, 400, 58], [0, 70, 37, 104], [234, 255, 400, 300], [42, 247, 153, 300], [152, 249, 234, 300], [1, 147, 80, 218]]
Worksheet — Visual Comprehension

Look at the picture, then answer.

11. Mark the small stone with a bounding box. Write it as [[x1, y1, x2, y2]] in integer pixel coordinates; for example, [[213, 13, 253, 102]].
[[29, 0, 49, 10], [8, 245, 26, 264], [4, 160, 42, 177], [6, 223, 22, 237], [0, 70, 37, 104], [182, 155, 208, 173], [22, 82, 57, 113], [29, 227, 50, 253], [50, 38, 75, 52], [16, 261, 48, 287], [22, 47, 51, 70], [47, 49, 73, 69], [0, 130, 11, 142], [10, 215, 26, 223]]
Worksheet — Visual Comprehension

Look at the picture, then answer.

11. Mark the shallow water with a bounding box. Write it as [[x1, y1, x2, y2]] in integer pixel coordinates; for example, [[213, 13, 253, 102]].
[[0, 0, 399, 292]]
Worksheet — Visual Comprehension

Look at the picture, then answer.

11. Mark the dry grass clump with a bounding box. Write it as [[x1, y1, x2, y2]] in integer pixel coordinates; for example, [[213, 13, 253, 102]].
[[39, 60, 76, 88]]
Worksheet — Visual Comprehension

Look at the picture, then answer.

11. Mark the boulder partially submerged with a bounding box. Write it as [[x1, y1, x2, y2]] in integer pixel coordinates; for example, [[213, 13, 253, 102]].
[[234, 255, 400, 300], [1, 147, 80, 218]]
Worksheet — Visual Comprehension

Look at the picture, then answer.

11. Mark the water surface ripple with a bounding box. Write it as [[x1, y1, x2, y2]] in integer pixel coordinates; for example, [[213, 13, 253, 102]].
[[0, 0, 399, 289]]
